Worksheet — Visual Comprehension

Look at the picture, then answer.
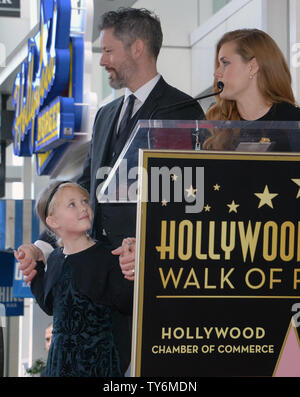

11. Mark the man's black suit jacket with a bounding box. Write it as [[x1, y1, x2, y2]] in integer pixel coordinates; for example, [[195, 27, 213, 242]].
[[77, 76, 205, 248]]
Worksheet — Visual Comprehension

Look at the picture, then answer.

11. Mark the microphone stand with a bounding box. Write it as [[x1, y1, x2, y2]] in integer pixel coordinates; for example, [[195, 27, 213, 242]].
[[149, 82, 224, 120], [148, 82, 224, 150]]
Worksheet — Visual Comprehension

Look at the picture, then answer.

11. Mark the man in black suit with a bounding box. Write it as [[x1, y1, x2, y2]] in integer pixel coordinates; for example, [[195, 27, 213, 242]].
[[77, 8, 205, 249]]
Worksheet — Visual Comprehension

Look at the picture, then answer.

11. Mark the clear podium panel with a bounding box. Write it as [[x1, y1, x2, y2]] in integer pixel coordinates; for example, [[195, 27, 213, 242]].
[[96, 120, 300, 204], [94, 119, 300, 376]]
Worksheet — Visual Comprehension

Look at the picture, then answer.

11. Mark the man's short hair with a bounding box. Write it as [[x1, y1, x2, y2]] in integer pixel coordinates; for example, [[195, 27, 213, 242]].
[[98, 7, 163, 59]]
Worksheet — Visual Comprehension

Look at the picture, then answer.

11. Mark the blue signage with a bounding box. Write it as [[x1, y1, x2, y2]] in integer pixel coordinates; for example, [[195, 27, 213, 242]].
[[0, 252, 24, 316], [0, 200, 42, 299], [0, 287, 24, 316], [12, 0, 83, 175], [12, 260, 34, 299], [0, 251, 14, 287], [0, 0, 20, 18]]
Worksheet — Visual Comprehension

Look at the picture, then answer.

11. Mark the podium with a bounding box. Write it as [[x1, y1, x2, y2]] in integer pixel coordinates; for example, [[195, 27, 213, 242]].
[[98, 120, 300, 377]]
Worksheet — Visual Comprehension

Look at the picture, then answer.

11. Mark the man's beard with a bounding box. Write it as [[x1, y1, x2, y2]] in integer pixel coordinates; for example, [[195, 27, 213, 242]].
[[108, 69, 127, 89], [107, 58, 136, 89]]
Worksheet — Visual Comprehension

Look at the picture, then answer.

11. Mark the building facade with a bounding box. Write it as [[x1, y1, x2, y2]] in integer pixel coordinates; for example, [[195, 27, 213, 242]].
[[0, 0, 299, 376]]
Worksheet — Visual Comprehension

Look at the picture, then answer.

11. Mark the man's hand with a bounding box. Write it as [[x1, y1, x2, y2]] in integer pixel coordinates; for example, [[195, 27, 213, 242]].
[[14, 244, 45, 284], [112, 237, 136, 281]]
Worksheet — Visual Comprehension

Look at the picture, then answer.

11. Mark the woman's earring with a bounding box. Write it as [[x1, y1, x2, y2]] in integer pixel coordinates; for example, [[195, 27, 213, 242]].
[[249, 74, 253, 80]]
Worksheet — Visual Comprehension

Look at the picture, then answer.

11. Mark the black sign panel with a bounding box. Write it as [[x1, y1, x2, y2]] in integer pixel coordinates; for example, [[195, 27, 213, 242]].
[[0, 0, 20, 17], [132, 151, 300, 377]]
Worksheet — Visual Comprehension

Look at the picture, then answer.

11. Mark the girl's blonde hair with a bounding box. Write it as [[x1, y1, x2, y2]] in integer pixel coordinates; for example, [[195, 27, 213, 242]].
[[206, 28, 295, 122], [35, 181, 90, 232]]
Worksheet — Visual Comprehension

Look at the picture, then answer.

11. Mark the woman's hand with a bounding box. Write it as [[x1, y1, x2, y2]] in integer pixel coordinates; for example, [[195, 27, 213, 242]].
[[14, 244, 45, 284]]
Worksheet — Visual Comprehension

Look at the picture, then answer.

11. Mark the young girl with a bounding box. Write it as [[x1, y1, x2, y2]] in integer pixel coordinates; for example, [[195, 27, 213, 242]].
[[31, 181, 133, 377]]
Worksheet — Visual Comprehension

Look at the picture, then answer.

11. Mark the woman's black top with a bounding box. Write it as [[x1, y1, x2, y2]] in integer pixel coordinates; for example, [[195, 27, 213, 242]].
[[240, 102, 300, 151], [257, 102, 300, 121]]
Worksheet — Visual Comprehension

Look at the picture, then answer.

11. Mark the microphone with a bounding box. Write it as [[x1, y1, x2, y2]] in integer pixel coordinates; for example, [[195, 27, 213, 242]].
[[216, 81, 224, 91], [150, 81, 224, 119]]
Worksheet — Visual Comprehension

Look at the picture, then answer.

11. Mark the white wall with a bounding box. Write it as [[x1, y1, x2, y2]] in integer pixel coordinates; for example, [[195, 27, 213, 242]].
[[0, 0, 39, 61], [130, 0, 293, 102], [289, 0, 300, 104], [133, 0, 200, 95], [191, 0, 264, 96], [190, 0, 296, 108]]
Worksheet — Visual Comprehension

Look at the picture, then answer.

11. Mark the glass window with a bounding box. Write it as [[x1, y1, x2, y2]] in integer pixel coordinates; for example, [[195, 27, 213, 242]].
[[213, 0, 232, 14], [198, 0, 232, 26], [70, 0, 87, 36], [11, 182, 23, 199]]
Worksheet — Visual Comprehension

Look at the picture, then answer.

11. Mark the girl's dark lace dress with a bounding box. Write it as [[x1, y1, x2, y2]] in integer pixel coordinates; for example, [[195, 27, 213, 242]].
[[46, 258, 121, 377], [31, 241, 133, 377]]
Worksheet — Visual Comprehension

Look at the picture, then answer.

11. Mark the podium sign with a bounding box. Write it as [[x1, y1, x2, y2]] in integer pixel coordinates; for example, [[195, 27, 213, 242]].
[[132, 150, 300, 376]]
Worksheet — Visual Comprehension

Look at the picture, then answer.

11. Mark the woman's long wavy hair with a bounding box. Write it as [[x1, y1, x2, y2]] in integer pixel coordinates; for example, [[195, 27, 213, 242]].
[[204, 29, 295, 150], [206, 29, 295, 121]]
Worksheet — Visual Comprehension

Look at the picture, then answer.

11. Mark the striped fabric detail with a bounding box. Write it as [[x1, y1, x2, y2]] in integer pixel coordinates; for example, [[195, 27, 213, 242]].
[[0, 200, 43, 298], [0, 200, 42, 250]]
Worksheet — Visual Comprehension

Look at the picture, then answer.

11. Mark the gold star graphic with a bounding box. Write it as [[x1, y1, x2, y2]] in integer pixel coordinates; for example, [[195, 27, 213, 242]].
[[204, 204, 211, 212], [213, 184, 221, 191], [185, 185, 197, 198], [161, 199, 168, 207], [254, 185, 278, 209], [227, 200, 240, 213], [291, 179, 300, 198], [171, 174, 178, 182]]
